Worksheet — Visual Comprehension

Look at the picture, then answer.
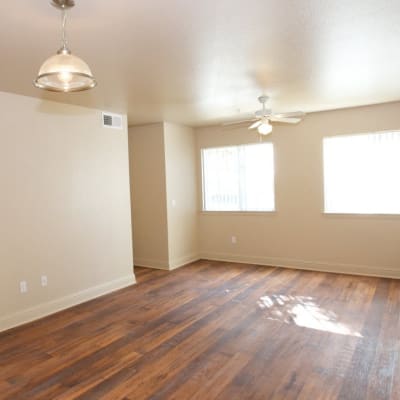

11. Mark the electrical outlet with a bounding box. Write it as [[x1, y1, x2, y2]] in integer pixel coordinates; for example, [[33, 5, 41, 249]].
[[41, 275, 48, 287], [20, 281, 27, 293], [231, 236, 237, 244]]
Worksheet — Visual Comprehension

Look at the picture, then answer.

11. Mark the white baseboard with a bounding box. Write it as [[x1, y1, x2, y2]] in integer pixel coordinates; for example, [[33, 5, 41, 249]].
[[0, 274, 136, 333], [134, 257, 170, 270], [200, 252, 400, 279], [169, 254, 200, 270], [135, 255, 200, 271]]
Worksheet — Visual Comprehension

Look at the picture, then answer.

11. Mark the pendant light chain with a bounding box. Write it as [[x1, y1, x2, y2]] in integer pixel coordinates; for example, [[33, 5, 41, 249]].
[[60, 8, 69, 52], [62, 9, 67, 48]]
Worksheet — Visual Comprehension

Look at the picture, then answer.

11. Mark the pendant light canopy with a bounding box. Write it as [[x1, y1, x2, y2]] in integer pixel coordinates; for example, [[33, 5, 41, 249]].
[[34, 0, 96, 92]]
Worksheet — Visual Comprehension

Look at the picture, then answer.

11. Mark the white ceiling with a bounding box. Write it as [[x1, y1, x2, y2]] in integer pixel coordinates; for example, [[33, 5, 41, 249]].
[[1, 0, 400, 126]]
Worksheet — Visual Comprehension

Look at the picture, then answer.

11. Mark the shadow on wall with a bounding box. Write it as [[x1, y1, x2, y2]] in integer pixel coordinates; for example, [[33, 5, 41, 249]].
[[34, 92, 98, 116]]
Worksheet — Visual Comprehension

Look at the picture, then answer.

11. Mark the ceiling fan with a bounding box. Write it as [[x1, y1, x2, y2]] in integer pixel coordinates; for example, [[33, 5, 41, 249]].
[[225, 96, 305, 135]]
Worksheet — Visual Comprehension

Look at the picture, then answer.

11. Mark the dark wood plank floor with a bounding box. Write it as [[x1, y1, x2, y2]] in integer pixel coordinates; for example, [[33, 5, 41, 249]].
[[1, 260, 399, 399]]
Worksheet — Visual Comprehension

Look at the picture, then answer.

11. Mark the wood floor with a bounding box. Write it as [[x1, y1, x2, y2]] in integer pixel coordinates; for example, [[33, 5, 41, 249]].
[[0, 260, 399, 399]]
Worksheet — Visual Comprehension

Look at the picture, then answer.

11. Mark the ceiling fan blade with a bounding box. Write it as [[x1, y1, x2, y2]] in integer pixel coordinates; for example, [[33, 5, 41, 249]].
[[222, 118, 257, 127], [269, 116, 302, 124], [248, 120, 262, 129], [272, 111, 306, 119]]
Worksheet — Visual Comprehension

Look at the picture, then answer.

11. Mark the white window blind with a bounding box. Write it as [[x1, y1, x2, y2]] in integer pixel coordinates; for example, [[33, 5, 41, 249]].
[[323, 131, 400, 214], [201, 143, 275, 212]]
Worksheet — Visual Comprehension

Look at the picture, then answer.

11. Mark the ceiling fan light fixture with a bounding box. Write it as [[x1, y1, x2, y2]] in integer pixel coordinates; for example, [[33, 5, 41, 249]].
[[34, 1, 96, 92], [257, 121, 273, 135]]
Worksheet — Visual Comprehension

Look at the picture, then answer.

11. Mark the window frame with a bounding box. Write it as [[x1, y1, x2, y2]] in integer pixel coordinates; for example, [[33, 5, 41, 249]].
[[200, 142, 276, 214]]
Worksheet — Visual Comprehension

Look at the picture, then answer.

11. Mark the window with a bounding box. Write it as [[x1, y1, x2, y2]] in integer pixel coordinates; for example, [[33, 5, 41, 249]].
[[201, 143, 275, 212], [323, 131, 400, 214]]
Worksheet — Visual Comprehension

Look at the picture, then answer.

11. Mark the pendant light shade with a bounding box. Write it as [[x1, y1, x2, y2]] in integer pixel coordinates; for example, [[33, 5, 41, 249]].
[[34, 48, 96, 92], [34, 1, 96, 92]]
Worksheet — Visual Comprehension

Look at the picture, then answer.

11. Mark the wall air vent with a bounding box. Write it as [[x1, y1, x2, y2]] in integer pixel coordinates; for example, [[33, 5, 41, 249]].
[[102, 112, 123, 130]]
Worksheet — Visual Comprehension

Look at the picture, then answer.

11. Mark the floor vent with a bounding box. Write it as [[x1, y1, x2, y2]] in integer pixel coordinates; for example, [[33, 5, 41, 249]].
[[102, 112, 123, 129]]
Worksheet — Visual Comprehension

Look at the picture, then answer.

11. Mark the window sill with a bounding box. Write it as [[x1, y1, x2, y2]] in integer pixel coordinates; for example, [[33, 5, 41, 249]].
[[323, 212, 400, 219], [200, 210, 276, 216]]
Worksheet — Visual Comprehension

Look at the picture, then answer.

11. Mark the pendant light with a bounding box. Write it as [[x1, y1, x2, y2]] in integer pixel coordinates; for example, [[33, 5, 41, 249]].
[[34, 0, 96, 92]]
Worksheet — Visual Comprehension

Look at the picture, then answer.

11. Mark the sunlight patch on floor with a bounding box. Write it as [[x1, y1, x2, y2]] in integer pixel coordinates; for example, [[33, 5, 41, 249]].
[[257, 295, 362, 337]]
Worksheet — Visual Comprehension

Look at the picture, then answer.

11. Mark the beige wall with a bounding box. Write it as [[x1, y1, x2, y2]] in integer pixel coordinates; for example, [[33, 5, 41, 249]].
[[129, 123, 170, 269], [164, 123, 199, 268], [0, 91, 134, 332], [129, 122, 199, 270], [196, 102, 400, 278]]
